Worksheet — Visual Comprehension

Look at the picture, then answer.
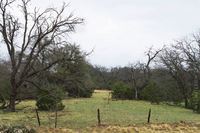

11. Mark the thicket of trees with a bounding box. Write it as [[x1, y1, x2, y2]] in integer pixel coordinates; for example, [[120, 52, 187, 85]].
[[91, 63, 180, 103], [94, 33, 200, 111], [0, 43, 95, 110]]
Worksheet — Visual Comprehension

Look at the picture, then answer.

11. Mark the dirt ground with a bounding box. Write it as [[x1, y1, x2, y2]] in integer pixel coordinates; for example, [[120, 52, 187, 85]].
[[36, 122, 200, 133]]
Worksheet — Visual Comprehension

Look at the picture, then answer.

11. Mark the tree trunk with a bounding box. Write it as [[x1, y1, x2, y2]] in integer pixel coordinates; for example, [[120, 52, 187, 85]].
[[9, 95, 16, 111], [184, 97, 188, 108], [9, 80, 17, 112]]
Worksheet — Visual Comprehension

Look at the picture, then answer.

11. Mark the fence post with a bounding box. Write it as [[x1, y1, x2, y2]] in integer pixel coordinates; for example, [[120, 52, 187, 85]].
[[35, 109, 41, 126], [147, 108, 151, 123], [55, 107, 58, 128], [97, 108, 101, 126]]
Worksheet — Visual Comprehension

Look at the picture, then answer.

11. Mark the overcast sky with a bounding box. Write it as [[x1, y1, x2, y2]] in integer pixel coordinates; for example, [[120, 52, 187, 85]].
[[1, 0, 200, 67]]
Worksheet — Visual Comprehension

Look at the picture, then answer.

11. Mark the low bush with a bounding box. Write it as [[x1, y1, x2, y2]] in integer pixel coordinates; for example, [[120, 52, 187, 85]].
[[141, 81, 163, 104], [36, 85, 65, 111], [188, 90, 200, 113], [111, 82, 134, 99]]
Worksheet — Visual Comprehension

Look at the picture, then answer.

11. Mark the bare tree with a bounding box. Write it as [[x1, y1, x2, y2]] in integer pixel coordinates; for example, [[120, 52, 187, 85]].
[[0, 0, 83, 111], [159, 47, 193, 108], [175, 34, 200, 90], [129, 47, 161, 99], [129, 62, 146, 99]]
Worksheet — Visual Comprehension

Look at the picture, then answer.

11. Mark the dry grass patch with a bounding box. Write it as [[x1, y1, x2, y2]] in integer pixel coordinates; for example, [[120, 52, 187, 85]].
[[35, 122, 200, 133]]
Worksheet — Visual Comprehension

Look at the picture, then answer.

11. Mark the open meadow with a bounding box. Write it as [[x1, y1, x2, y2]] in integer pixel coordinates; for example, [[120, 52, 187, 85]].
[[0, 90, 200, 132]]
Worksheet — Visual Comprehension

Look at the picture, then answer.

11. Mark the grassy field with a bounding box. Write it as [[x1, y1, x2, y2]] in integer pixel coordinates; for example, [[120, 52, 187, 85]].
[[1, 90, 200, 132]]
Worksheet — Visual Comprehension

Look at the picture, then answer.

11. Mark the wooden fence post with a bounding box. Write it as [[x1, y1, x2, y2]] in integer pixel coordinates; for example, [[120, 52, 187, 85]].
[[35, 109, 41, 126], [55, 107, 58, 128], [147, 108, 151, 123], [97, 108, 101, 126]]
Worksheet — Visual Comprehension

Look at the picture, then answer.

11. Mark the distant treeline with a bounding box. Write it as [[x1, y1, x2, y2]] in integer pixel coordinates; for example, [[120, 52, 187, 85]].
[[89, 32, 200, 113]]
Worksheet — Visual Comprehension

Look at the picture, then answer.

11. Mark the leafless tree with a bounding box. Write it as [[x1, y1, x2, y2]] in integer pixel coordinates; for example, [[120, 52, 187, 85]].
[[129, 62, 145, 99], [159, 47, 193, 108], [0, 0, 83, 111], [129, 47, 161, 99], [175, 34, 200, 90]]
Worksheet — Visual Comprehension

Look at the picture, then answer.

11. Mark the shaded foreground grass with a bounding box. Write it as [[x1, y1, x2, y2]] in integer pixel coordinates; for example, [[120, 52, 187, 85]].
[[0, 90, 200, 130]]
